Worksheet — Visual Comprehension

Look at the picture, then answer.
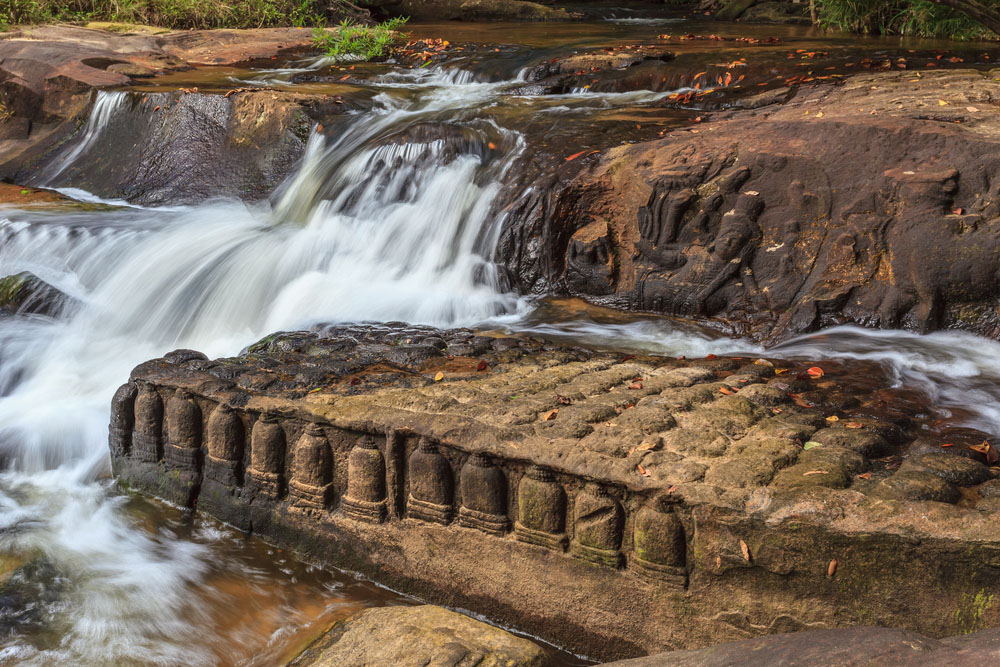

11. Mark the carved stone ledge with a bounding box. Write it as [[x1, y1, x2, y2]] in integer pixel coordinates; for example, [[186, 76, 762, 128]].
[[514, 522, 568, 551], [458, 506, 510, 536], [247, 468, 281, 498], [342, 496, 388, 524], [205, 454, 239, 487], [630, 557, 688, 588], [164, 444, 200, 471], [289, 479, 331, 510], [407, 495, 453, 525], [571, 542, 622, 569]]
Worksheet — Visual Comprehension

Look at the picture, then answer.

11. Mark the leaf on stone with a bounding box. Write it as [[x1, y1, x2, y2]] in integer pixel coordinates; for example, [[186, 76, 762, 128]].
[[349, 377, 361, 386], [857, 472, 871, 479], [826, 415, 840, 422], [754, 359, 773, 366], [803, 470, 829, 476], [940, 443, 954, 447], [828, 559, 838, 578], [543, 409, 559, 421], [775, 368, 789, 375], [20, 189, 29, 195], [806, 366, 825, 378], [629, 382, 644, 390], [622, 354, 636, 362], [771, 407, 784, 414], [803, 441, 822, 450], [844, 422, 864, 429], [477, 360, 489, 372], [952, 208, 964, 215], [715, 555, 722, 570], [434, 371, 444, 382], [565, 151, 587, 161], [556, 394, 572, 405], [706, 354, 717, 360], [739, 539, 751, 562], [719, 387, 736, 395], [967, 106, 979, 113], [938, 99, 949, 106], [638, 440, 657, 451], [637, 463, 650, 477]]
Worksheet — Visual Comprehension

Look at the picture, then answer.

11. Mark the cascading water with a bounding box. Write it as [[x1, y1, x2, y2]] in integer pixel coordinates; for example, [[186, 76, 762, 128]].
[[4, 31, 1000, 664]]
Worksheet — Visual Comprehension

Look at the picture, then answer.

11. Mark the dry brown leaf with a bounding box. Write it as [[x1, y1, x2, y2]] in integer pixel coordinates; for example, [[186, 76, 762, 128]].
[[828, 559, 838, 577], [542, 409, 559, 421], [739, 539, 751, 562], [826, 415, 840, 422], [637, 463, 651, 477], [719, 387, 736, 395], [857, 472, 871, 480], [844, 422, 864, 429], [806, 366, 825, 378], [638, 441, 657, 451], [803, 470, 829, 476]]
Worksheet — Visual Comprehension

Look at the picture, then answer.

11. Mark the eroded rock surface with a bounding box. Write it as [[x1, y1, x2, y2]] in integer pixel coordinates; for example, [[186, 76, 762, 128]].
[[498, 69, 1000, 342], [290, 605, 551, 667], [110, 323, 1000, 660]]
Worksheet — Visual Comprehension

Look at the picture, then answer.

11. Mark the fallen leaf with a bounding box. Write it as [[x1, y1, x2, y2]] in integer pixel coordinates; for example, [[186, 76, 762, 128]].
[[771, 407, 784, 414], [938, 99, 949, 106], [815, 111, 824, 118], [844, 422, 864, 429], [826, 415, 840, 422], [434, 371, 444, 382], [543, 409, 559, 421], [739, 539, 751, 562], [349, 377, 361, 386], [803, 470, 829, 475], [20, 189, 29, 195], [940, 443, 955, 447], [952, 208, 964, 215], [775, 368, 789, 375], [637, 463, 650, 477], [556, 394, 572, 405], [622, 354, 636, 362], [487, 142, 497, 150], [803, 441, 822, 450], [565, 151, 587, 161], [638, 441, 657, 451], [715, 555, 722, 570], [967, 106, 980, 113], [706, 354, 718, 360], [719, 387, 736, 395], [806, 366, 825, 378], [477, 360, 489, 372], [828, 559, 838, 577], [754, 359, 774, 367], [857, 472, 871, 479]]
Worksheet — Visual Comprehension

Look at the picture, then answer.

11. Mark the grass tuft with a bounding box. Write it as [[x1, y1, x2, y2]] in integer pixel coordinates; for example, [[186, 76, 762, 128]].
[[312, 16, 408, 60]]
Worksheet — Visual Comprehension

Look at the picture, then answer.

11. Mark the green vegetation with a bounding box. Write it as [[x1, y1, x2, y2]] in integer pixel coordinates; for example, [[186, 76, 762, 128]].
[[955, 589, 995, 634], [814, 0, 999, 39], [312, 16, 408, 60], [0, 0, 328, 30]]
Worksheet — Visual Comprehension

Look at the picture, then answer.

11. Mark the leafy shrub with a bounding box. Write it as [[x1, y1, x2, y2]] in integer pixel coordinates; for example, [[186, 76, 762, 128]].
[[816, 0, 993, 39], [312, 16, 408, 60]]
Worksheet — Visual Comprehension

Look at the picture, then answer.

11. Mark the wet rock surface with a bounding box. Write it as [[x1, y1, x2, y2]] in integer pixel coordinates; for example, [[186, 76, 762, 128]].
[[498, 68, 1000, 343], [0, 272, 76, 318], [111, 323, 1000, 660], [290, 605, 551, 666], [602, 626, 1000, 666]]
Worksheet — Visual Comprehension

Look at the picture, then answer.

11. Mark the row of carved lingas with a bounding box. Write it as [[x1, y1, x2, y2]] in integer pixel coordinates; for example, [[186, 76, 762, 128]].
[[406, 438, 686, 586], [114, 385, 686, 586]]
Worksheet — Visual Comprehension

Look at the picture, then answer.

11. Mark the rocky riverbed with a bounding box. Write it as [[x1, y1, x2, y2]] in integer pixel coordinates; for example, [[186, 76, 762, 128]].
[[2, 14, 1000, 666]]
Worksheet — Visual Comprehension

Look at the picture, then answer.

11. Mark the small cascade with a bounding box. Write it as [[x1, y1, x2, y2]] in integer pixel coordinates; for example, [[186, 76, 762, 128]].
[[40, 91, 128, 184]]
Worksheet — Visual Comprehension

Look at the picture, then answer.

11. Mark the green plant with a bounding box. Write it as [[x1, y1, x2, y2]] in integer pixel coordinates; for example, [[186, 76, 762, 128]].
[[312, 16, 408, 61], [816, 0, 994, 38], [955, 589, 995, 634]]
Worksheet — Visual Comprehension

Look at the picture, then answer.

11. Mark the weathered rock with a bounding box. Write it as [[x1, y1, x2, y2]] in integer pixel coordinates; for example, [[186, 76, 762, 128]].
[[602, 626, 1000, 666], [0, 272, 75, 317], [290, 605, 551, 666], [109, 323, 1000, 661], [899, 452, 993, 486], [385, 0, 571, 21], [497, 69, 1000, 342]]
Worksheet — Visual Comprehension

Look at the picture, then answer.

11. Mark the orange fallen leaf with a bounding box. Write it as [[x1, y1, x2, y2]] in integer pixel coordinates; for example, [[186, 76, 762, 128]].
[[629, 382, 644, 390], [826, 415, 840, 422], [844, 422, 864, 429], [775, 368, 789, 375], [487, 142, 497, 150], [434, 371, 444, 382], [739, 539, 751, 562], [857, 472, 871, 479], [828, 559, 838, 577], [638, 441, 657, 451], [719, 387, 736, 395], [952, 208, 964, 215], [477, 360, 489, 372], [940, 443, 955, 447], [803, 470, 829, 475], [543, 409, 559, 421], [565, 151, 587, 161], [706, 354, 718, 360], [806, 366, 825, 378], [637, 463, 650, 477]]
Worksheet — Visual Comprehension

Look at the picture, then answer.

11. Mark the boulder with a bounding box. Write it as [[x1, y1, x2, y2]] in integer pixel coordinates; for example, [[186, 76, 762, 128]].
[[0, 272, 74, 317], [289, 605, 551, 667]]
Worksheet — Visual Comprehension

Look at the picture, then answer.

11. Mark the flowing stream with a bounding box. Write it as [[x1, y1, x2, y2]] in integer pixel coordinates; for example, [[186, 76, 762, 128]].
[[1, 20, 1000, 665]]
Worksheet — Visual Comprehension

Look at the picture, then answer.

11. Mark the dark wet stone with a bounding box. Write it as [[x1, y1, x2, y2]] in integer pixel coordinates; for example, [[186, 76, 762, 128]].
[[899, 453, 992, 487], [874, 471, 961, 504], [810, 428, 892, 458]]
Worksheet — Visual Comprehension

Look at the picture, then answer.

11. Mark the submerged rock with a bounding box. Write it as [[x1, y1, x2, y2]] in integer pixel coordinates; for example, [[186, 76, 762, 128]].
[[289, 605, 551, 666], [0, 272, 74, 317]]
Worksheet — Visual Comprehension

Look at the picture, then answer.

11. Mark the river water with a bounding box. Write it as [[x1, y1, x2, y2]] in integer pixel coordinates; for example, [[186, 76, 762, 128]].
[[1, 17, 999, 665]]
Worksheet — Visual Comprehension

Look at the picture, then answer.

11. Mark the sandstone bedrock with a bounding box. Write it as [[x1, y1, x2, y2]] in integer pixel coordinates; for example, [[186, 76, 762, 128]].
[[108, 323, 1000, 661]]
